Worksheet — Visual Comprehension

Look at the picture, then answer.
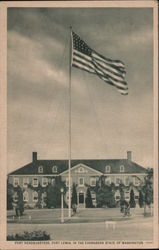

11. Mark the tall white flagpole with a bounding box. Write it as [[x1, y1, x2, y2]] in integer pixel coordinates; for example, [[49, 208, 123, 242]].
[[68, 26, 72, 218]]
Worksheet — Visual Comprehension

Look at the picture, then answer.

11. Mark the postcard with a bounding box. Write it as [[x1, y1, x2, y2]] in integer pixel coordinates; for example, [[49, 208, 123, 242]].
[[0, 0, 158, 249]]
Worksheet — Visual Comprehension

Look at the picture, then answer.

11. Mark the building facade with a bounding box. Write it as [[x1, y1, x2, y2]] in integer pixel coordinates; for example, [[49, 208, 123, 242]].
[[8, 151, 146, 208]]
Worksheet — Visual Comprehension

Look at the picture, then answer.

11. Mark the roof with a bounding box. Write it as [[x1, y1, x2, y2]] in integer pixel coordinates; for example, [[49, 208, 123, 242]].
[[9, 158, 146, 176]]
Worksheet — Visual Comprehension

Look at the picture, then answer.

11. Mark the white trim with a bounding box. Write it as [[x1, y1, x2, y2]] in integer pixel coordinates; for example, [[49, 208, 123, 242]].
[[38, 165, 43, 173], [78, 177, 84, 187], [32, 177, 38, 187], [23, 191, 29, 202], [9, 174, 59, 177], [105, 165, 111, 173], [120, 165, 125, 173], [42, 177, 48, 187], [13, 177, 19, 187], [103, 173, 146, 176], [23, 177, 29, 187], [90, 177, 96, 187], [60, 163, 102, 176], [32, 191, 38, 202]]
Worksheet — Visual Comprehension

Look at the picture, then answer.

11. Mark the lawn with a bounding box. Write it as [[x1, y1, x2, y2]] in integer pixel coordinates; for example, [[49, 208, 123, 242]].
[[7, 208, 153, 241]]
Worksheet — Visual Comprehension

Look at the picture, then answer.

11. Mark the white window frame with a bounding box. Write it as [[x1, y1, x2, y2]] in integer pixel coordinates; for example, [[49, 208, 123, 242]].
[[38, 165, 43, 173], [66, 177, 72, 187], [105, 177, 111, 185], [42, 177, 48, 187], [120, 165, 125, 173], [23, 191, 29, 202], [124, 176, 129, 186], [13, 177, 19, 187], [23, 177, 29, 188], [51, 178, 55, 185], [90, 177, 96, 187], [78, 177, 84, 187], [105, 165, 110, 173], [133, 176, 140, 186], [115, 177, 121, 186], [52, 165, 58, 173], [32, 191, 38, 202], [32, 178, 38, 187]]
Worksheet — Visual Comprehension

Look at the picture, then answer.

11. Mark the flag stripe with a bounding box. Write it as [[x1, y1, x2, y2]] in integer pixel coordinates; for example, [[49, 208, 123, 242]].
[[97, 74, 128, 95], [92, 59, 125, 82], [92, 51, 125, 68], [72, 60, 95, 74], [73, 52, 95, 71], [92, 55, 126, 77]]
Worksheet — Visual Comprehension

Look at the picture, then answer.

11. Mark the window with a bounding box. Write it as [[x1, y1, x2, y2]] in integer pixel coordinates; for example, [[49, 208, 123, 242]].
[[91, 192, 96, 200], [78, 177, 84, 186], [115, 177, 121, 186], [90, 177, 96, 187], [38, 166, 43, 173], [32, 191, 38, 202], [105, 165, 110, 173], [133, 177, 140, 186], [52, 165, 58, 173], [120, 165, 125, 173], [23, 177, 29, 188], [115, 190, 120, 200], [13, 177, 19, 187], [124, 176, 129, 186], [66, 177, 72, 187], [51, 178, 55, 186], [32, 178, 38, 187], [125, 191, 130, 200], [42, 177, 48, 187], [105, 177, 111, 185], [13, 192, 18, 202], [23, 191, 29, 202]]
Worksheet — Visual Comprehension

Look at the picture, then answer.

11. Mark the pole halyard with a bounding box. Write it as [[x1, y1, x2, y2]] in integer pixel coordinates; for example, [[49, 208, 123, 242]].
[[68, 26, 72, 218]]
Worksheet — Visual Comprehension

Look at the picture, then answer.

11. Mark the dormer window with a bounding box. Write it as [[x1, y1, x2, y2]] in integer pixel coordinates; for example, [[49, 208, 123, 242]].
[[120, 165, 125, 173], [52, 165, 58, 173], [38, 166, 43, 173], [105, 165, 110, 173]]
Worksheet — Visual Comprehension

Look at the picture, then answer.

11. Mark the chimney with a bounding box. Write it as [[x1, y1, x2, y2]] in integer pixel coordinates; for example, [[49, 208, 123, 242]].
[[127, 151, 132, 161], [32, 152, 37, 162]]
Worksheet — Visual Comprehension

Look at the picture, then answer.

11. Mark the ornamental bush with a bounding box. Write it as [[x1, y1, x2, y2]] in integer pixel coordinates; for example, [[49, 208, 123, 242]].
[[7, 230, 50, 241]]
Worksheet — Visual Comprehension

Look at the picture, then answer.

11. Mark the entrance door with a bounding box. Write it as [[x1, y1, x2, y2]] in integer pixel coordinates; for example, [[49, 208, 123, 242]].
[[79, 193, 84, 204]]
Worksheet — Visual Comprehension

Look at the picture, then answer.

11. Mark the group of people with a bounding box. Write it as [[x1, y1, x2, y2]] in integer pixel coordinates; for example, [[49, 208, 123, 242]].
[[120, 200, 131, 217]]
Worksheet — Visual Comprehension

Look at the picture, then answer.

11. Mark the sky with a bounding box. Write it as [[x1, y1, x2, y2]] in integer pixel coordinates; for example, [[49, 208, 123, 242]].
[[7, 7, 153, 173]]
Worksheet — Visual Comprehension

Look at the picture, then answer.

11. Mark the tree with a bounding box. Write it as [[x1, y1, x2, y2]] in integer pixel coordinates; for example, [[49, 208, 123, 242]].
[[138, 190, 144, 208], [45, 177, 66, 208], [7, 181, 14, 210], [85, 188, 93, 208], [119, 182, 125, 204], [14, 185, 24, 216], [45, 184, 61, 208], [96, 185, 116, 208], [142, 168, 153, 215], [129, 189, 136, 208], [71, 183, 77, 207]]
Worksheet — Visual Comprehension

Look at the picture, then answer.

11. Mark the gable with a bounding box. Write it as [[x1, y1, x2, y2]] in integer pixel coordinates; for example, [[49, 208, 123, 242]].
[[60, 163, 102, 176]]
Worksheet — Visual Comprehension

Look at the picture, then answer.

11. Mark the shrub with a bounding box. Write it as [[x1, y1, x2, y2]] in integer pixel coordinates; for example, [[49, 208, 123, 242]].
[[7, 230, 50, 241]]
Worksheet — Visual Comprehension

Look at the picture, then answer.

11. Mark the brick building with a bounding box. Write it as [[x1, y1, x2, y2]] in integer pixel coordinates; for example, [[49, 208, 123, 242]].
[[8, 151, 146, 208]]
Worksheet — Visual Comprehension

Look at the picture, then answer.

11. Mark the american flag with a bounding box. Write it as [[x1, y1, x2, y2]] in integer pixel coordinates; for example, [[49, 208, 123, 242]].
[[71, 31, 128, 95]]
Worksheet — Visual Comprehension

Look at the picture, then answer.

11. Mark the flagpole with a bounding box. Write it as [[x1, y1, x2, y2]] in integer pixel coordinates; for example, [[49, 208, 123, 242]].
[[68, 26, 72, 218]]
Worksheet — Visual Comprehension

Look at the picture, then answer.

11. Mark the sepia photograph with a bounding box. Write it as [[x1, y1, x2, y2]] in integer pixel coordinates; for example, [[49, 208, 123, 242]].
[[0, 0, 158, 249]]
